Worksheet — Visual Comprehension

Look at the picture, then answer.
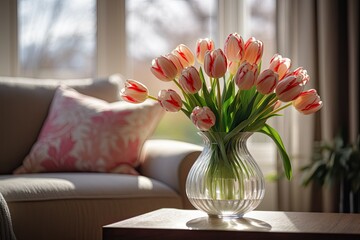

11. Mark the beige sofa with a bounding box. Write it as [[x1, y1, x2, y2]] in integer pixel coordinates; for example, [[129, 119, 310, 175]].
[[0, 75, 201, 240]]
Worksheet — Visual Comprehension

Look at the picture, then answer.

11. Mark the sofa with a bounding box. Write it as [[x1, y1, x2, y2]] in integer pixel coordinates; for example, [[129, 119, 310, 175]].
[[0, 75, 202, 240]]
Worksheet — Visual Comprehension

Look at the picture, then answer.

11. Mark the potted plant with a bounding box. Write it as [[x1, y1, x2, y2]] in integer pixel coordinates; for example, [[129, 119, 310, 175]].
[[301, 134, 360, 213]]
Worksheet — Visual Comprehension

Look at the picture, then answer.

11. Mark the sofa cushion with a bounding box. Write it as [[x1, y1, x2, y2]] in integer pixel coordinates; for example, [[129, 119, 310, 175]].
[[0, 75, 123, 174], [0, 173, 183, 240], [13, 86, 163, 174], [0, 173, 179, 202]]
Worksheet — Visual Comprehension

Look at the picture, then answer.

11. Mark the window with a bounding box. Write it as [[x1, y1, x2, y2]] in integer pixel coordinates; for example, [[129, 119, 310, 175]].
[[126, 0, 218, 144]]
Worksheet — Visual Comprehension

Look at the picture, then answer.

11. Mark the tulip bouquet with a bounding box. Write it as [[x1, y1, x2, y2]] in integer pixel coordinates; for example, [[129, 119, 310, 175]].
[[121, 33, 323, 181]]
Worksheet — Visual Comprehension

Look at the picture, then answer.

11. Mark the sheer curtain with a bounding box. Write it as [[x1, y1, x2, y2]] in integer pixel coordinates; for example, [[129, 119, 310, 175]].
[[276, 0, 359, 212]]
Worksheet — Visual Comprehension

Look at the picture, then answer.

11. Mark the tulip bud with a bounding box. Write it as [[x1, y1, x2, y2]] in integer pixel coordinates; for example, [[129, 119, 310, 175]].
[[151, 56, 178, 81], [172, 44, 195, 68], [120, 79, 148, 103], [269, 54, 291, 80], [273, 100, 282, 110], [190, 106, 216, 131], [204, 49, 228, 78], [165, 53, 184, 77], [157, 89, 183, 112], [179, 66, 202, 94], [256, 69, 279, 94], [234, 61, 258, 90], [243, 37, 263, 65], [284, 67, 310, 85], [293, 89, 323, 115], [196, 38, 214, 64], [224, 33, 244, 62], [275, 75, 305, 102]]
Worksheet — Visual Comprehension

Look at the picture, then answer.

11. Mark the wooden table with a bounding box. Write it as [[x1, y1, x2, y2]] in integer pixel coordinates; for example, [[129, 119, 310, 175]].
[[103, 208, 360, 240]]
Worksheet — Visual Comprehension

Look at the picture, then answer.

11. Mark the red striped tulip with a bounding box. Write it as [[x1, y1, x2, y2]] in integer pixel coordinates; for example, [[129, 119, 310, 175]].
[[165, 53, 184, 77], [243, 37, 263, 65], [157, 89, 183, 112], [151, 56, 178, 81], [172, 44, 195, 68], [234, 61, 258, 90], [269, 54, 291, 80], [196, 38, 214, 64], [120, 79, 148, 103], [224, 33, 244, 62], [275, 75, 305, 102], [293, 89, 323, 115], [179, 66, 202, 94], [256, 69, 279, 94], [284, 67, 310, 85], [204, 49, 228, 78], [190, 106, 216, 131]]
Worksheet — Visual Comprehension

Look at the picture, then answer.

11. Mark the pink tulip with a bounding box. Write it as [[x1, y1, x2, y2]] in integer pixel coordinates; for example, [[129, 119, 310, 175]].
[[196, 38, 214, 64], [204, 49, 228, 78], [284, 67, 310, 85], [179, 66, 202, 94], [275, 75, 305, 102], [243, 37, 263, 65], [157, 89, 183, 112], [165, 53, 184, 77], [120, 79, 148, 103], [234, 61, 258, 90], [256, 69, 279, 94], [228, 61, 239, 75], [224, 33, 244, 62], [293, 89, 323, 115], [269, 54, 291, 80], [172, 44, 195, 68], [151, 56, 178, 81], [190, 106, 216, 131]]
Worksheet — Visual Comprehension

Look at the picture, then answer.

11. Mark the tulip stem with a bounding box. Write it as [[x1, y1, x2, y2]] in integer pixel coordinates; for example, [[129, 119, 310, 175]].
[[270, 102, 292, 115], [148, 95, 158, 101], [216, 78, 222, 131]]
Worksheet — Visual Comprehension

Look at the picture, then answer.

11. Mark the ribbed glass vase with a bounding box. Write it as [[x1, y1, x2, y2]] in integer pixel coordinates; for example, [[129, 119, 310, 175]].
[[186, 131, 265, 218]]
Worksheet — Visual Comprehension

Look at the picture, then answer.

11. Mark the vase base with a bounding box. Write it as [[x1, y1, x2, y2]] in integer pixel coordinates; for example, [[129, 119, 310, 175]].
[[208, 213, 244, 219]]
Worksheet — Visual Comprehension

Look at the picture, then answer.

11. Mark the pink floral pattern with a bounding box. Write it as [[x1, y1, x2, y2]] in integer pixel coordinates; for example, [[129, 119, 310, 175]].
[[14, 86, 163, 175]]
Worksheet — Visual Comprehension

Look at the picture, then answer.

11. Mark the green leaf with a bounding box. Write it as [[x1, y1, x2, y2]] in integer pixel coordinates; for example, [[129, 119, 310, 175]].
[[260, 124, 292, 180]]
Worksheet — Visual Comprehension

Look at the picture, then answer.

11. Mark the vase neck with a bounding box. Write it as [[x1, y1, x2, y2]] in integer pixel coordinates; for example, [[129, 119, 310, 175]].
[[199, 131, 253, 145]]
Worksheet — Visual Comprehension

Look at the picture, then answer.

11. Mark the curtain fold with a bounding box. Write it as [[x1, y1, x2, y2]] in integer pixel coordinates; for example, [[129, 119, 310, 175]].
[[276, 0, 359, 212]]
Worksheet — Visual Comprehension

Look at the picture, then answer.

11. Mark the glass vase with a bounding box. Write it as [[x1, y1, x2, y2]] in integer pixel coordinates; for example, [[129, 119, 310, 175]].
[[186, 131, 265, 218]]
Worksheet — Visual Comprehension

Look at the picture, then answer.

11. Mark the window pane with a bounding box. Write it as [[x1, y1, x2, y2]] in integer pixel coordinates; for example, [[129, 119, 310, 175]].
[[18, 0, 96, 78], [126, 0, 218, 144]]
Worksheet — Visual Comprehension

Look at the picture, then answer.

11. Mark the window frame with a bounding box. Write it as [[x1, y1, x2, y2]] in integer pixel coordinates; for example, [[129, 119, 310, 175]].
[[0, 0, 248, 78]]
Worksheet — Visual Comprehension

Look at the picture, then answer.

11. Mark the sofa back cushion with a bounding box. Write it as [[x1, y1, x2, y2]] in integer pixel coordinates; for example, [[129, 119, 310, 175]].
[[0, 75, 123, 174]]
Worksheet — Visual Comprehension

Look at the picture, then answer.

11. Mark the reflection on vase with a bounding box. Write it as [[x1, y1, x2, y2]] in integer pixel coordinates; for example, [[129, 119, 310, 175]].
[[186, 131, 265, 218]]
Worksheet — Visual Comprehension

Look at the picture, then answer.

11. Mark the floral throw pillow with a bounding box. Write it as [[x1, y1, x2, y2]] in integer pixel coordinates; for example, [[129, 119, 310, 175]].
[[14, 86, 164, 175]]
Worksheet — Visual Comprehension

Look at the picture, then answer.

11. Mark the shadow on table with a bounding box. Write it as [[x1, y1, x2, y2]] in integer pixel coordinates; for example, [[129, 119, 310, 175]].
[[186, 216, 272, 231]]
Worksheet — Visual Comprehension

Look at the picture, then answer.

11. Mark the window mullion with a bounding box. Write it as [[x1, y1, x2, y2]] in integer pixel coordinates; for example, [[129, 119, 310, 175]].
[[96, 0, 127, 78], [217, 0, 246, 47], [0, 0, 18, 76]]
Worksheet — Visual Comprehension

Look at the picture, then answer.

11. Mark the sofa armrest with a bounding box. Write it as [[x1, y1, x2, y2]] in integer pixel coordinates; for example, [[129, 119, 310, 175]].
[[139, 139, 202, 209]]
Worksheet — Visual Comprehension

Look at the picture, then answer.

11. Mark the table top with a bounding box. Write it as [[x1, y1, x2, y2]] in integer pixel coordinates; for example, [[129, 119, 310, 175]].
[[103, 208, 360, 240]]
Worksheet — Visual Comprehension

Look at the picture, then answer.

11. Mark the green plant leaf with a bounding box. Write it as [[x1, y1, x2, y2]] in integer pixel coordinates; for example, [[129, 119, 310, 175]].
[[260, 124, 292, 180]]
